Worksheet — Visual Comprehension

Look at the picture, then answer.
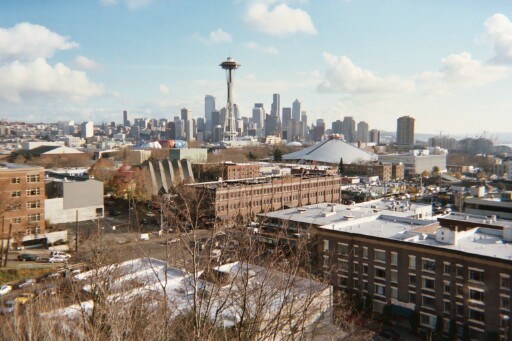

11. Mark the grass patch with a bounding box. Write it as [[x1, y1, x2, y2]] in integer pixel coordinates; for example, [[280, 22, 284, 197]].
[[0, 268, 55, 285]]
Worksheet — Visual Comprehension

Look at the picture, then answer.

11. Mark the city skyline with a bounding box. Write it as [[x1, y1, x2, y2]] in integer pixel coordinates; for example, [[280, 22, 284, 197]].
[[1, 1, 512, 134]]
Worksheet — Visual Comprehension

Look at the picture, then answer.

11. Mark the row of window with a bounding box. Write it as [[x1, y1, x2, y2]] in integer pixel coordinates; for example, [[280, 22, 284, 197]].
[[9, 201, 42, 210], [11, 175, 41, 184], [217, 181, 342, 199], [11, 213, 42, 224], [11, 188, 41, 197]]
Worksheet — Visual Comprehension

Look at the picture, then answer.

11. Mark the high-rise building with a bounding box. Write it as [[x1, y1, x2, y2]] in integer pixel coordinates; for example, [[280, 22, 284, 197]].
[[252, 103, 265, 129], [57, 120, 75, 136], [271, 94, 280, 118], [204, 95, 215, 125], [292, 99, 301, 122], [396, 115, 415, 146], [342, 116, 356, 142], [356, 121, 369, 143], [264, 114, 279, 137], [369, 129, 380, 144], [332, 120, 343, 135], [181, 108, 191, 122], [282, 107, 291, 128], [123, 110, 129, 127], [81, 121, 94, 138]]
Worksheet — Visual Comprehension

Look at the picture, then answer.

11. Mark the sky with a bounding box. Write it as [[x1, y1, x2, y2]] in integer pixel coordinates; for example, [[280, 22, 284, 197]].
[[1, 0, 512, 135]]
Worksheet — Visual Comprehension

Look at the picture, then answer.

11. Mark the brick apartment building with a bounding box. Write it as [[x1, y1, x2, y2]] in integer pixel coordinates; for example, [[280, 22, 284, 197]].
[[0, 163, 46, 238], [342, 162, 405, 181], [195, 163, 260, 182], [192, 174, 344, 221], [259, 204, 511, 340]]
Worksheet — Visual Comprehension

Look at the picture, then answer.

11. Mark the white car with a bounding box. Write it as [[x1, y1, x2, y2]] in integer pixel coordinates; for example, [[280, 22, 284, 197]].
[[48, 255, 67, 263], [50, 251, 71, 259], [0, 285, 12, 296]]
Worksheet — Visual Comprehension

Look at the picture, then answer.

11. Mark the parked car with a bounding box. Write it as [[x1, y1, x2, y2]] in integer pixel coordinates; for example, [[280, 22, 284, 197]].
[[0, 301, 16, 314], [108, 209, 122, 216], [0, 285, 12, 296], [378, 328, 400, 340], [50, 251, 71, 259], [18, 279, 35, 289], [48, 255, 67, 263], [14, 293, 35, 305], [17, 253, 39, 262]]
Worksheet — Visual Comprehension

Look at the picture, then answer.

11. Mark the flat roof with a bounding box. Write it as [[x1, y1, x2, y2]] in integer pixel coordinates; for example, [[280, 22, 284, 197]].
[[0, 162, 44, 171]]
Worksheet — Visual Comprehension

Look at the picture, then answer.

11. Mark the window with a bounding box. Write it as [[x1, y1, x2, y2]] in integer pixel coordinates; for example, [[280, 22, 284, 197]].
[[444, 281, 451, 294], [501, 295, 510, 310], [443, 262, 450, 275], [363, 281, 368, 292], [391, 287, 398, 299], [444, 300, 450, 312], [468, 309, 484, 322], [337, 274, 348, 288], [456, 304, 463, 316], [422, 295, 436, 309], [501, 274, 510, 290], [422, 258, 436, 272], [375, 267, 386, 279], [353, 262, 359, 273], [363, 264, 368, 275], [11, 177, 20, 184], [353, 278, 359, 289], [409, 292, 416, 303], [456, 284, 463, 297], [391, 270, 398, 283], [468, 269, 484, 283], [363, 247, 368, 259], [391, 252, 398, 266], [322, 240, 329, 252], [374, 249, 386, 262], [423, 278, 435, 291], [374, 284, 385, 296], [11, 191, 21, 197], [456, 265, 464, 277], [12, 217, 21, 224], [469, 288, 484, 302], [26, 201, 40, 209], [323, 255, 329, 268], [10, 203, 22, 211], [420, 313, 436, 328], [26, 174, 40, 183], [409, 274, 416, 286], [338, 259, 348, 272], [408, 255, 416, 269], [27, 213, 41, 222], [337, 243, 349, 256], [26, 188, 40, 196]]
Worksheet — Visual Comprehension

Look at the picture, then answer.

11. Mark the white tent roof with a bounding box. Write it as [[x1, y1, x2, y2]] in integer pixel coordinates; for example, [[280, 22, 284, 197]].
[[283, 138, 377, 164]]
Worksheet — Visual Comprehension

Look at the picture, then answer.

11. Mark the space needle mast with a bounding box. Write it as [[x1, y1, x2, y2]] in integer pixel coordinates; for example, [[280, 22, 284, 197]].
[[220, 57, 240, 142]]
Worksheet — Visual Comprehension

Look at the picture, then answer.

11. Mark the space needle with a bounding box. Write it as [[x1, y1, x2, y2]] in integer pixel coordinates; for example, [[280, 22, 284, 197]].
[[220, 57, 240, 142]]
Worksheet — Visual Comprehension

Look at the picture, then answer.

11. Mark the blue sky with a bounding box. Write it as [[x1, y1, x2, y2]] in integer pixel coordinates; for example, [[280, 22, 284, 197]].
[[1, 0, 512, 134]]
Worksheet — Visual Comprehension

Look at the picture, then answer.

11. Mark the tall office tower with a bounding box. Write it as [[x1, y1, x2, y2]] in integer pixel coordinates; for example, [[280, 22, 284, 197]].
[[264, 113, 280, 137], [181, 108, 191, 122], [252, 103, 265, 129], [301, 111, 308, 139], [357, 121, 369, 143], [57, 120, 75, 135], [369, 129, 381, 144], [204, 95, 216, 135], [196, 117, 205, 134], [81, 121, 94, 138], [301, 111, 307, 126], [316, 119, 325, 127], [123, 110, 129, 127], [396, 115, 415, 146], [159, 118, 168, 128], [282, 107, 291, 128], [211, 111, 221, 129], [292, 99, 301, 121], [342, 116, 356, 142], [174, 119, 185, 140], [332, 120, 343, 135], [220, 57, 241, 141], [234, 103, 240, 120], [185, 119, 195, 141], [271, 94, 280, 118], [134, 118, 149, 129]]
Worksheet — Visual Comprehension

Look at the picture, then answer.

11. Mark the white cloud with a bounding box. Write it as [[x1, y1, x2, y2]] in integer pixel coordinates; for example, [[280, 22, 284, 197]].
[[317, 53, 414, 94], [484, 13, 512, 64], [243, 41, 279, 55], [245, 3, 317, 36], [0, 23, 78, 61], [73, 55, 102, 70], [191, 29, 233, 45], [159, 84, 170, 95], [99, 0, 152, 9], [209, 29, 232, 44], [0, 58, 104, 104]]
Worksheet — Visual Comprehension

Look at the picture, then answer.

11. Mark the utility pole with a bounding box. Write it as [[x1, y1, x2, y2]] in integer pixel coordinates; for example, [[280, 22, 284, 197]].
[[3, 223, 12, 267], [75, 210, 78, 252]]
